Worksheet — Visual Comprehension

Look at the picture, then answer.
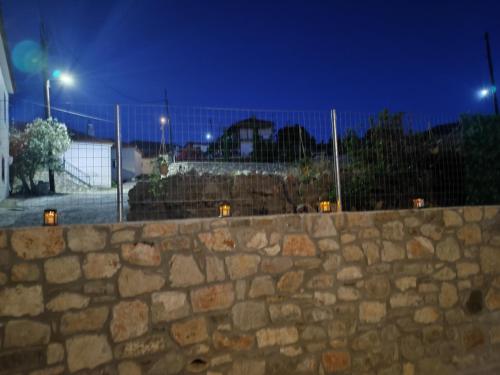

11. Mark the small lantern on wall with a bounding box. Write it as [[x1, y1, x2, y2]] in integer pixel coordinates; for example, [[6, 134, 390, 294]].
[[219, 201, 231, 218], [43, 209, 58, 226], [319, 200, 332, 213], [412, 198, 425, 209]]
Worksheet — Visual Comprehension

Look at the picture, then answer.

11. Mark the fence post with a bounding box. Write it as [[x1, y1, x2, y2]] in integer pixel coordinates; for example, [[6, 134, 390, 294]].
[[115, 104, 124, 222], [330, 109, 342, 212]]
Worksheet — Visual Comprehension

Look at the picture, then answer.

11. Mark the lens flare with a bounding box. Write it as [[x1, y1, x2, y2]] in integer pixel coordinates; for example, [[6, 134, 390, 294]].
[[12, 40, 44, 73]]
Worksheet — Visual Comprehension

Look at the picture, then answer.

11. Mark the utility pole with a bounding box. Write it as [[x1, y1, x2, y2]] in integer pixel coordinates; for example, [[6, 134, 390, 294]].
[[485, 32, 499, 115], [40, 21, 56, 193], [164, 89, 173, 161]]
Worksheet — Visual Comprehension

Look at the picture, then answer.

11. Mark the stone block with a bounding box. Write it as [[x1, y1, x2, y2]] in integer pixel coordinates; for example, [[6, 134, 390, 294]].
[[47, 343, 65, 365], [111, 300, 149, 342], [118, 267, 165, 297], [60, 306, 109, 335], [382, 221, 404, 240], [480, 246, 500, 274], [381, 241, 405, 262], [269, 303, 302, 323], [230, 359, 265, 375], [407, 236, 434, 259], [337, 266, 362, 282], [249, 275, 275, 298], [66, 334, 112, 372], [44, 256, 81, 284], [114, 335, 167, 359], [0, 285, 44, 317], [457, 224, 482, 246], [143, 222, 177, 238], [225, 254, 260, 279], [232, 301, 268, 331], [414, 306, 440, 324], [436, 237, 461, 262], [213, 331, 254, 351], [83, 253, 121, 279], [121, 242, 161, 266], [198, 228, 235, 251], [46, 292, 90, 312], [256, 326, 298, 347], [311, 215, 337, 238], [191, 282, 235, 312], [206, 256, 226, 282], [68, 226, 107, 252], [11, 263, 40, 282], [443, 210, 463, 227], [322, 351, 351, 373], [171, 317, 208, 346], [169, 254, 205, 287], [282, 234, 316, 256], [359, 301, 386, 323], [277, 270, 304, 293], [4, 320, 50, 348], [261, 257, 293, 274], [439, 282, 458, 308], [152, 291, 190, 323], [11, 227, 65, 259]]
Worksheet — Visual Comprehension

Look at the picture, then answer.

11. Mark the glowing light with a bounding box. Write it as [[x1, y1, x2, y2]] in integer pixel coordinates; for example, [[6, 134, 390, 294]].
[[160, 116, 167, 125], [206, 133, 212, 140], [52, 70, 61, 79], [479, 88, 490, 99], [58, 72, 75, 86], [12, 40, 43, 73]]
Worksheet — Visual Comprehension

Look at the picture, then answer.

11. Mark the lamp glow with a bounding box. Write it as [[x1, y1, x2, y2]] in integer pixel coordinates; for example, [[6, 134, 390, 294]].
[[58, 72, 74, 86], [412, 198, 425, 209], [43, 209, 58, 226], [479, 88, 490, 99], [206, 133, 212, 140], [160, 116, 167, 125], [219, 202, 231, 217], [319, 200, 332, 213]]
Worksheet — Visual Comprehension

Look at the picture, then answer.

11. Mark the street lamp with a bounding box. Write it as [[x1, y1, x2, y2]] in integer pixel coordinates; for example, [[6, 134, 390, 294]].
[[45, 70, 75, 118]]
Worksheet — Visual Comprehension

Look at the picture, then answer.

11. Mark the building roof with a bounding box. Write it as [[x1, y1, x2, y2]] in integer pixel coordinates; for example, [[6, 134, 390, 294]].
[[227, 116, 274, 132], [68, 129, 114, 144], [0, 6, 15, 93]]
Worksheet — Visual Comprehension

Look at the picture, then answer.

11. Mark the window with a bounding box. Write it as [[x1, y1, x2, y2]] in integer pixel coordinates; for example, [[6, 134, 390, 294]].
[[1, 156, 4, 182]]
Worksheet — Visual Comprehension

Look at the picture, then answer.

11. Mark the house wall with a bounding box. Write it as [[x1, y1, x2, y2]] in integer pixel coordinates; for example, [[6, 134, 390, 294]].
[[112, 148, 143, 181], [0, 69, 8, 201], [63, 142, 112, 187], [0, 206, 500, 374]]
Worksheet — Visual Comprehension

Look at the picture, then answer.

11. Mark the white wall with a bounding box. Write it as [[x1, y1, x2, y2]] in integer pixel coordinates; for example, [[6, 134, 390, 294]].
[[0, 71, 8, 201], [112, 147, 143, 181], [63, 142, 112, 187]]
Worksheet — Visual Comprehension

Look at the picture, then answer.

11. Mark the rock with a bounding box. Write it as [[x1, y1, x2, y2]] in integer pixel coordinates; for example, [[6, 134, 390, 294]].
[[0, 285, 44, 317], [111, 300, 149, 342], [66, 334, 113, 372], [417, 358, 455, 375], [68, 226, 107, 252], [11, 263, 40, 282], [230, 359, 265, 375], [161, 235, 191, 251], [171, 317, 208, 346], [480, 246, 500, 274], [249, 275, 275, 298], [436, 237, 461, 262], [121, 242, 161, 266], [169, 255, 205, 287], [414, 306, 440, 323], [232, 301, 268, 331], [443, 210, 463, 227], [433, 266, 456, 280], [461, 325, 485, 350], [464, 207, 483, 222], [47, 343, 65, 365], [60, 306, 109, 335], [225, 254, 261, 279], [118, 361, 142, 375], [490, 326, 500, 344], [439, 283, 458, 308], [114, 335, 167, 359], [4, 320, 50, 348], [198, 228, 235, 251], [318, 238, 340, 252], [337, 266, 363, 282], [301, 325, 327, 341], [382, 221, 404, 240], [341, 233, 356, 244], [361, 227, 380, 239], [11, 227, 65, 260], [395, 276, 417, 291], [269, 303, 302, 323], [44, 256, 82, 284], [486, 288, 500, 310], [359, 301, 386, 323], [246, 231, 268, 249], [307, 273, 335, 289], [314, 291, 337, 306], [312, 215, 337, 238], [83, 253, 121, 279], [381, 241, 405, 262], [294, 257, 322, 269], [152, 291, 190, 323], [364, 275, 390, 299], [282, 234, 316, 256], [191, 283, 235, 312], [46, 293, 90, 312], [256, 326, 298, 347], [236, 279, 247, 300], [277, 270, 304, 293], [420, 224, 443, 241], [400, 335, 424, 361], [111, 229, 136, 244], [390, 292, 424, 308], [322, 351, 351, 373], [337, 286, 360, 301], [263, 244, 281, 256], [143, 222, 177, 238], [213, 331, 254, 351], [322, 254, 342, 271], [407, 236, 434, 259], [362, 241, 380, 265], [206, 256, 226, 282], [457, 224, 482, 246], [118, 267, 165, 297], [457, 262, 480, 278], [342, 245, 364, 262], [261, 257, 293, 274], [351, 330, 381, 351], [148, 352, 185, 375]]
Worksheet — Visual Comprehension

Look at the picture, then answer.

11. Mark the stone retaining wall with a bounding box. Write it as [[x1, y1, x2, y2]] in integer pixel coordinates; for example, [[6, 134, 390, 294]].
[[0, 206, 500, 374]]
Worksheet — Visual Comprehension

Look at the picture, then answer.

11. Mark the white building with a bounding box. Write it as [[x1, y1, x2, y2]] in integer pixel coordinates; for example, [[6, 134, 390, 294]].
[[226, 117, 273, 157], [112, 146, 143, 182], [0, 17, 15, 201]]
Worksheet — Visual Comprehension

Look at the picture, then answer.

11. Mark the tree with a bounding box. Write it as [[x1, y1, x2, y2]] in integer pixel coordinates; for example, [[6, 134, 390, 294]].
[[10, 118, 71, 194], [276, 125, 316, 162]]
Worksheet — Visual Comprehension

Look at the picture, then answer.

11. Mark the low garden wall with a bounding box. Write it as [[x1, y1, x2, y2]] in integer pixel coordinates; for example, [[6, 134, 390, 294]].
[[0, 206, 500, 374]]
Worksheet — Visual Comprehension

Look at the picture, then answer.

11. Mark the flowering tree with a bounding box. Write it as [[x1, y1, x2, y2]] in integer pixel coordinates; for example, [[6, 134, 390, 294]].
[[10, 118, 71, 194]]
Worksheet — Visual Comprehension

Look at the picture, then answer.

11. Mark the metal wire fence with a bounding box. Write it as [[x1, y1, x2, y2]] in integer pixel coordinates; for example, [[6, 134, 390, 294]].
[[3, 101, 495, 228]]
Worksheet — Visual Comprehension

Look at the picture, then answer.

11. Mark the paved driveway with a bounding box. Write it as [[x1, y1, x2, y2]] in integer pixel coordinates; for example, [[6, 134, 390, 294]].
[[0, 183, 134, 228]]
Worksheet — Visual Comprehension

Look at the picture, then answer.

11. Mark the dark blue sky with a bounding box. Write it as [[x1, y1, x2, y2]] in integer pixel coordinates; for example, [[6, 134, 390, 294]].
[[4, 0, 500, 117]]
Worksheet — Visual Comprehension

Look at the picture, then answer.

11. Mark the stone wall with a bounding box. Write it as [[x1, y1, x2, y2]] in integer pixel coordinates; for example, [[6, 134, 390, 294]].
[[0, 206, 500, 375]]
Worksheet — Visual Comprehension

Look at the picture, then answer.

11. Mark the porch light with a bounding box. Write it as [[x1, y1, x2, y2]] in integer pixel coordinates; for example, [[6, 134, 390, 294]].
[[219, 202, 231, 217], [43, 209, 58, 226], [412, 198, 425, 209]]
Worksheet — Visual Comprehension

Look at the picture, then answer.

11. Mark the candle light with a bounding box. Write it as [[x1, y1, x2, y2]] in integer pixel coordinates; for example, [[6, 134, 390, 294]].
[[218, 202, 231, 217], [43, 209, 58, 226]]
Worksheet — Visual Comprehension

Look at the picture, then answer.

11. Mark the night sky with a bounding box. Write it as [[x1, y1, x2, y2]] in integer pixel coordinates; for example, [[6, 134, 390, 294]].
[[3, 0, 500, 143]]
